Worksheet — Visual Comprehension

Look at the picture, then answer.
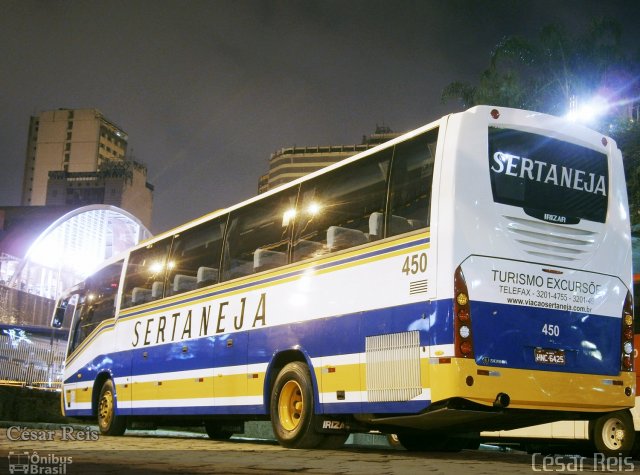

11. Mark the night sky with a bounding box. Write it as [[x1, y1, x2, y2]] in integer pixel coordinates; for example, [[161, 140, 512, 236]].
[[2, 0, 639, 234]]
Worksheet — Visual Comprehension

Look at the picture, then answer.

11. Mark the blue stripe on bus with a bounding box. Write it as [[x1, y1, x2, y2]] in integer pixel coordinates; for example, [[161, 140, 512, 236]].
[[64, 409, 93, 417], [316, 400, 429, 414], [119, 236, 430, 320]]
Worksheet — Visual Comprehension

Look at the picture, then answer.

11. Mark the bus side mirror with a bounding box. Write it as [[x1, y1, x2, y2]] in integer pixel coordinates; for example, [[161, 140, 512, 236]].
[[51, 306, 65, 328]]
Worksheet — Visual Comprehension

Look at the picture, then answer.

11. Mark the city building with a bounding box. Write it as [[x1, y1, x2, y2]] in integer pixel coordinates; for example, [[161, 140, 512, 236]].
[[259, 125, 401, 193], [45, 161, 154, 228], [21, 108, 153, 228]]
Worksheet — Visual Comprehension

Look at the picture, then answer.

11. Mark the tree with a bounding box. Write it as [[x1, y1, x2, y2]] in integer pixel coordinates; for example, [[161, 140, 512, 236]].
[[442, 18, 640, 222]]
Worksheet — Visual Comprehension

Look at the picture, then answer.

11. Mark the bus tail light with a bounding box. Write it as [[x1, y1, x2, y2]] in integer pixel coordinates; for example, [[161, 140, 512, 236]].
[[454, 266, 474, 359], [620, 291, 634, 372]]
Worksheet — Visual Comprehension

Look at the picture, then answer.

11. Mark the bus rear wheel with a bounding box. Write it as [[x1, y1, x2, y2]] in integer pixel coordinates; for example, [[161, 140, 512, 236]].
[[590, 410, 635, 456], [97, 379, 126, 436], [270, 362, 324, 449]]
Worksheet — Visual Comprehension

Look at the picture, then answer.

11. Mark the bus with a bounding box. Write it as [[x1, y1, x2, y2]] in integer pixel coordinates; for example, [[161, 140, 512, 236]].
[[480, 229, 640, 457], [52, 106, 635, 451]]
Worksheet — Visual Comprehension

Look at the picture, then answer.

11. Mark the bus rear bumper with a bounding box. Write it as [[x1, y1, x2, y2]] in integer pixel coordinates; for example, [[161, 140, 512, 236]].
[[427, 358, 635, 413]]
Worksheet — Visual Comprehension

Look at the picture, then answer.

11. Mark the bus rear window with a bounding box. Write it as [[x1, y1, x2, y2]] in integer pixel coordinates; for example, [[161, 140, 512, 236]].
[[488, 127, 608, 223]]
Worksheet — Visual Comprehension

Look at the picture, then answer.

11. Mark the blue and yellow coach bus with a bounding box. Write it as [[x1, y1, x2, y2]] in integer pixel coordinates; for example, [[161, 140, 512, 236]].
[[52, 106, 635, 450]]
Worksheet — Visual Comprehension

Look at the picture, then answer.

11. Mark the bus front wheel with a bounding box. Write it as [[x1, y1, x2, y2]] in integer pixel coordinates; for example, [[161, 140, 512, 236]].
[[590, 410, 635, 456], [270, 361, 323, 449], [97, 379, 126, 436]]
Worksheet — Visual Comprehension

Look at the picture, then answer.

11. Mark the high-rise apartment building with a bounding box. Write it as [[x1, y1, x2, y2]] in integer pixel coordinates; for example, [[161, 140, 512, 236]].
[[22, 109, 127, 205], [259, 126, 401, 193], [20, 108, 153, 228]]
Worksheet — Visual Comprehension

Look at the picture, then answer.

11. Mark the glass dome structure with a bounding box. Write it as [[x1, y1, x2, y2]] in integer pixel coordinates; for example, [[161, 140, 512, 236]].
[[9, 205, 151, 300]]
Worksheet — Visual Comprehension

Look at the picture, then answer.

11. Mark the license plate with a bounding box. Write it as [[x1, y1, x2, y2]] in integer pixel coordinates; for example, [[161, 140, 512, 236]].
[[534, 348, 565, 365]]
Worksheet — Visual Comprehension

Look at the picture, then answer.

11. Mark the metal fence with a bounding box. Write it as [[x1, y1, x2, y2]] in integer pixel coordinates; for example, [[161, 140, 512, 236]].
[[0, 285, 58, 328], [0, 332, 66, 390]]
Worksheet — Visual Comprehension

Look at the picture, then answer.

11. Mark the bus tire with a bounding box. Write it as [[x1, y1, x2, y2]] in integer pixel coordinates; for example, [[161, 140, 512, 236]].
[[97, 379, 126, 436], [590, 410, 635, 456], [204, 421, 233, 440], [270, 361, 323, 449]]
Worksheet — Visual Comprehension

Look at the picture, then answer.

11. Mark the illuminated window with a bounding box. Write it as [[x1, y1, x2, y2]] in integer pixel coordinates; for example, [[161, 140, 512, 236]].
[[223, 190, 297, 280], [167, 216, 227, 294], [292, 149, 390, 260], [121, 241, 172, 308]]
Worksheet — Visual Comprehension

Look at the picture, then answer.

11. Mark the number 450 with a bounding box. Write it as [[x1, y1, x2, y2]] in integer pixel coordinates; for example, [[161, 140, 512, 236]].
[[402, 253, 427, 275], [542, 324, 560, 337]]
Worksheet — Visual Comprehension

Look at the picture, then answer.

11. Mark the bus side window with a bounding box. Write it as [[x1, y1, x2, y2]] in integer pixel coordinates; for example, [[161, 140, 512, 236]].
[[387, 128, 437, 236], [222, 189, 298, 281], [292, 149, 390, 261], [166, 216, 227, 295], [121, 240, 172, 308]]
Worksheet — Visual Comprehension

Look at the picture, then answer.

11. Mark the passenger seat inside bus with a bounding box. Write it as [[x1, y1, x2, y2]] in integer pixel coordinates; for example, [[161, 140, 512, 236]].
[[151, 281, 164, 300], [369, 212, 417, 238], [197, 266, 218, 288], [173, 274, 197, 294], [131, 287, 152, 305], [327, 226, 368, 251], [254, 248, 287, 272], [369, 212, 384, 239]]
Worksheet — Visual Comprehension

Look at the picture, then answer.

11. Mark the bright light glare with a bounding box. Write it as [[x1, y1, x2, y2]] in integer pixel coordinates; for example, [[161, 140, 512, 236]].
[[565, 96, 609, 123], [307, 202, 321, 216], [149, 261, 164, 274], [282, 208, 296, 226]]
